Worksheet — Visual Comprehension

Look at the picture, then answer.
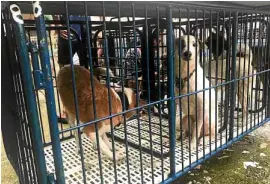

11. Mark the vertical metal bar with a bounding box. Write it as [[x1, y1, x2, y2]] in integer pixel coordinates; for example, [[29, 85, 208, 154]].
[[23, 22, 41, 184], [64, 2, 87, 183], [236, 13, 242, 136], [84, 3, 104, 183], [4, 12, 33, 182], [219, 12, 232, 138], [117, 2, 131, 182], [9, 4, 48, 184], [132, 4, 144, 183], [257, 14, 263, 126], [102, 2, 119, 182], [177, 8, 185, 171], [266, 15, 270, 118], [214, 11, 219, 150], [156, 6, 164, 182], [208, 10, 213, 154], [240, 12, 247, 134], [260, 14, 266, 124], [221, 11, 227, 143], [218, 11, 225, 140], [33, 2, 65, 183], [144, 5, 155, 182], [186, 8, 192, 167], [202, 9, 206, 159], [264, 14, 270, 118], [255, 15, 261, 119], [229, 12, 238, 140], [47, 30, 65, 139], [194, 9, 199, 160], [251, 14, 257, 128], [166, 5, 176, 177], [29, 43, 46, 143], [244, 13, 250, 132]]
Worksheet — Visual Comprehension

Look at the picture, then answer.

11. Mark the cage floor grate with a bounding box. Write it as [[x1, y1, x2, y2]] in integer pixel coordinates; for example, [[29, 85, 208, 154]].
[[44, 107, 266, 184]]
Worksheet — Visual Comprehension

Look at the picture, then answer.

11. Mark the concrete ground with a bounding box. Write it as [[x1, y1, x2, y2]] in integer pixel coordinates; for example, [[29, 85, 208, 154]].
[[174, 122, 270, 184], [1, 122, 269, 184]]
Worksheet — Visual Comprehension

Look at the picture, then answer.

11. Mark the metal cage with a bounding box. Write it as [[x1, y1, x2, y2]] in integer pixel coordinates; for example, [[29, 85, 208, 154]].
[[1, 1, 270, 184]]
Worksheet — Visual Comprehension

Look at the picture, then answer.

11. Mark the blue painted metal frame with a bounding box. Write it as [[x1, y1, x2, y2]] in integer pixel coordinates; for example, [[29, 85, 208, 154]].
[[162, 118, 270, 184], [229, 12, 238, 140], [33, 4, 65, 184], [6, 2, 270, 184], [166, 6, 176, 177], [11, 7, 48, 184], [29, 43, 45, 90]]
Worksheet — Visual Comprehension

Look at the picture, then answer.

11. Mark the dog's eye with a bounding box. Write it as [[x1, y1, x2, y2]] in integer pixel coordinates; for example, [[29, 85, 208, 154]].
[[193, 43, 197, 47]]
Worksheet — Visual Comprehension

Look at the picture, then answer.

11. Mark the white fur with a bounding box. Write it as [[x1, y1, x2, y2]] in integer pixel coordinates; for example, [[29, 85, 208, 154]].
[[174, 35, 218, 150], [203, 44, 263, 128]]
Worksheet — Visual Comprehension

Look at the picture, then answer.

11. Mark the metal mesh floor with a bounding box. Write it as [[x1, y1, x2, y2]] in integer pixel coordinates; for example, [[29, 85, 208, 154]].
[[44, 105, 266, 184]]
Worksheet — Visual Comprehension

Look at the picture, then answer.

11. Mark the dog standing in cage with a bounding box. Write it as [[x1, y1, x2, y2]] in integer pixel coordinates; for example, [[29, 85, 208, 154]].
[[205, 35, 263, 127], [56, 65, 138, 161], [174, 35, 218, 150]]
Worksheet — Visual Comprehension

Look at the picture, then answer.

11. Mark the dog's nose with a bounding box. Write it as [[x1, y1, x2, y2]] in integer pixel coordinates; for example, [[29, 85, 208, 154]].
[[183, 51, 192, 58]]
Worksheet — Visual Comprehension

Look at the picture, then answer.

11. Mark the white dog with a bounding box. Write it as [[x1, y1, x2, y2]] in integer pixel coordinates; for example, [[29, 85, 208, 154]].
[[174, 35, 218, 150], [203, 43, 263, 128]]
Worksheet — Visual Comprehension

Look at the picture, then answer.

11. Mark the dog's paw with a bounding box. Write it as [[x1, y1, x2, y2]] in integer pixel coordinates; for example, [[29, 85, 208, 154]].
[[162, 137, 170, 145], [115, 149, 126, 161], [76, 148, 82, 155], [190, 140, 197, 150], [92, 143, 97, 150], [116, 147, 125, 153]]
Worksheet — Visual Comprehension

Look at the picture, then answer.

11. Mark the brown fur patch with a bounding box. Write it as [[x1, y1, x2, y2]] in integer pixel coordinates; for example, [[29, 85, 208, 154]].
[[57, 65, 132, 133]]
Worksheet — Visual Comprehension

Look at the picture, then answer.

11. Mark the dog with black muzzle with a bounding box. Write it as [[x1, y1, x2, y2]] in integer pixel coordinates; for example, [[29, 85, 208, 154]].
[[57, 65, 139, 161], [174, 35, 218, 150]]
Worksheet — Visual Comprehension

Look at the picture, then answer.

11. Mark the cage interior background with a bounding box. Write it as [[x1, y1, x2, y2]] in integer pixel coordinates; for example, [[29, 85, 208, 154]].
[[1, 1, 270, 184]]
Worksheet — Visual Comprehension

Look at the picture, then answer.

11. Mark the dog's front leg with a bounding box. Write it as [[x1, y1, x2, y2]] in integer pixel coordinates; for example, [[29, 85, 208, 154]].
[[102, 133, 113, 150], [190, 109, 204, 150], [88, 132, 125, 161], [66, 113, 82, 154]]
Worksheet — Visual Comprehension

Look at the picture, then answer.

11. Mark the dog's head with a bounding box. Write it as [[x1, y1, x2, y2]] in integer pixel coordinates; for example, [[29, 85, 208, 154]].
[[206, 32, 228, 58], [97, 48, 105, 66], [175, 35, 203, 61], [236, 44, 253, 60]]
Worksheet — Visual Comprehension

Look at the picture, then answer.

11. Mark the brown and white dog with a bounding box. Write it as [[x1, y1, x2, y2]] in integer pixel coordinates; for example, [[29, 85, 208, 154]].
[[56, 65, 137, 161], [203, 43, 262, 127], [174, 35, 218, 150]]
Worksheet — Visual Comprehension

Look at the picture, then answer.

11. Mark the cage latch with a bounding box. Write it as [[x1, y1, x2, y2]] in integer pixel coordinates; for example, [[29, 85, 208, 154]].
[[33, 70, 45, 89], [29, 43, 45, 90]]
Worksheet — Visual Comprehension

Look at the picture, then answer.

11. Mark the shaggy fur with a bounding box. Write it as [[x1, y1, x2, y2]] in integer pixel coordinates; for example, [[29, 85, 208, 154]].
[[57, 65, 137, 161]]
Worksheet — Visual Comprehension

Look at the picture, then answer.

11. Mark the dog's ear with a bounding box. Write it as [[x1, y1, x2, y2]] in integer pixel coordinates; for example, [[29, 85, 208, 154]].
[[198, 39, 203, 51], [175, 37, 179, 48]]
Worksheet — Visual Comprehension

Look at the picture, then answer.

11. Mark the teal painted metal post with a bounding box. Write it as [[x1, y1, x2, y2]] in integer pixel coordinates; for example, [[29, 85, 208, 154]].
[[9, 4, 48, 184], [229, 12, 238, 140], [166, 6, 176, 177], [32, 2, 65, 183]]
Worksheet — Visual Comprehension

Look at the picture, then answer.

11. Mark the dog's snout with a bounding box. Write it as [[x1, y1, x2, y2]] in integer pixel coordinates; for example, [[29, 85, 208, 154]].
[[236, 51, 245, 57], [183, 51, 192, 58]]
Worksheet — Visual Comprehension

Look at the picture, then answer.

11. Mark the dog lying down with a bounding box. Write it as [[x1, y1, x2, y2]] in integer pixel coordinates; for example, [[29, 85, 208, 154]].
[[174, 35, 219, 150], [57, 65, 138, 161]]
